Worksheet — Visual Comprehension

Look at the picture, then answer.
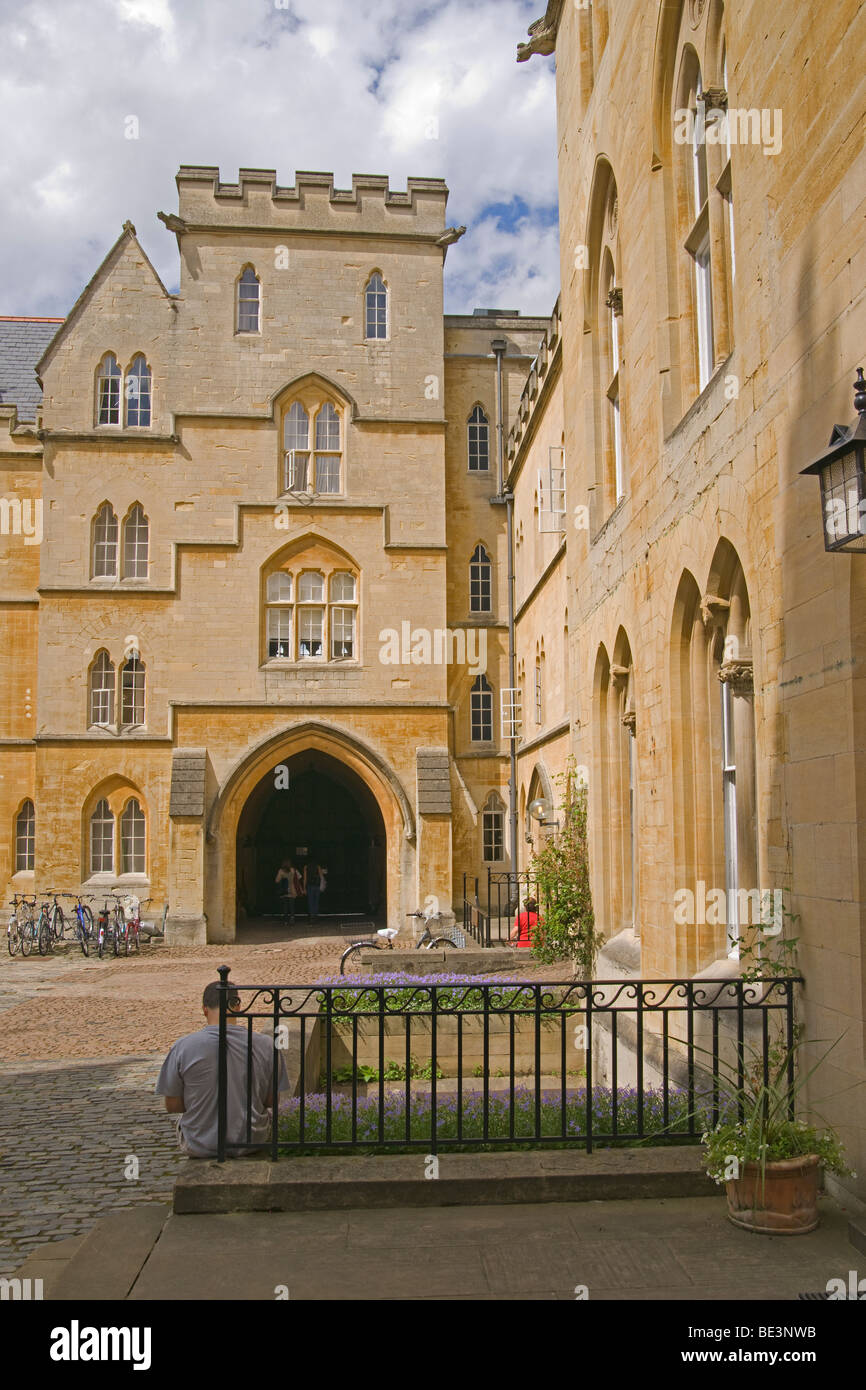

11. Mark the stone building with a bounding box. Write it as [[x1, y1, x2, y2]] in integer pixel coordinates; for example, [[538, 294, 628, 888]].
[[516, 0, 866, 1199], [2, 0, 865, 1200], [0, 170, 548, 945]]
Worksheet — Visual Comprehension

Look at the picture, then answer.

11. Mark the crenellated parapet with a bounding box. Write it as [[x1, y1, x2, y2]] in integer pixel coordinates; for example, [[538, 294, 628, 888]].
[[173, 167, 450, 239]]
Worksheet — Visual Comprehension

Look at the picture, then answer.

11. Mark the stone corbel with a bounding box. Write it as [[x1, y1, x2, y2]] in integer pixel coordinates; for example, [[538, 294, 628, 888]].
[[701, 593, 730, 627], [703, 87, 728, 112], [610, 663, 630, 689], [516, 11, 560, 62], [605, 287, 624, 317], [621, 710, 637, 735], [718, 658, 754, 696]]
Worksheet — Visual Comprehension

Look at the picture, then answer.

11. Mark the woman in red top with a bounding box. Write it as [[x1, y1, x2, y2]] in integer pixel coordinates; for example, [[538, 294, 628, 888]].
[[510, 897, 538, 949]]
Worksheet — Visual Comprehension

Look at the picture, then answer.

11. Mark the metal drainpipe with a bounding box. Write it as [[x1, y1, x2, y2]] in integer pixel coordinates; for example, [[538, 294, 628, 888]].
[[491, 337, 518, 876]]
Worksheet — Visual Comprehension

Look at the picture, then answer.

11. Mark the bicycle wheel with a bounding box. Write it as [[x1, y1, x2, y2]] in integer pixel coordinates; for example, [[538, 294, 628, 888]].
[[339, 942, 371, 976], [429, 937, 459, 950], [51, 905, 66, 940], [38, 918, 51, 956], [97, 925, 106, 959], [76, 918, 89, 958], [129, 923, 140, 954], [21, 922, 33, 956], [7, 921, 21, 957], [81, 905, 94, 939]]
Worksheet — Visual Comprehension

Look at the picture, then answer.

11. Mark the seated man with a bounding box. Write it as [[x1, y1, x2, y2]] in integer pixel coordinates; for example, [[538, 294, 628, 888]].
[[155, 978, 290, 1158], [510, 896, 539, 949]]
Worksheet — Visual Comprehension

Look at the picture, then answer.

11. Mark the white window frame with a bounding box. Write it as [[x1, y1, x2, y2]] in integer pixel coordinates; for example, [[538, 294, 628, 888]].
[[92, 504, 119, 579], [482, 796, 505, 863], [90, 799, 115, 875], [365, 273, 388, 340], [120, 799, 146, 875], [96, 355, 121, 427], [124, 355, 152, 428], [237, 266, 261, 334], [89, 651, 116, 728], [120, 656, 146, 728], [501, 687, 522, 741], [470, 674, 494, 743], [469, 545, 492, 614], [122, 504, 149, 580], [468, 406, 490, 472], [15, 800, 35, 872]]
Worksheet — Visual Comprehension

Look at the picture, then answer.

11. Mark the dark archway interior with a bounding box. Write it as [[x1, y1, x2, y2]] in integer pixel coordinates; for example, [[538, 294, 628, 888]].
[[235, 749, 387, 918]]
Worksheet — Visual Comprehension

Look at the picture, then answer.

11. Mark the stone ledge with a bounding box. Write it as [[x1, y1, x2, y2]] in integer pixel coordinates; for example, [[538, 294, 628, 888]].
[[173, 1147, 715, 1214], [356, 948, 515, 975]]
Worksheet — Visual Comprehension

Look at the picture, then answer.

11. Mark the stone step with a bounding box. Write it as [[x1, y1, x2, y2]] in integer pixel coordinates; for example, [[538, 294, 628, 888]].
[[174, 1145, 717, 1214], [48, 1204, 170, 1300]]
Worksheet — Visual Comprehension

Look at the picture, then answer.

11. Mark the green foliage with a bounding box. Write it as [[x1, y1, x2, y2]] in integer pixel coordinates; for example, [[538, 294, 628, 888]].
[[701, 1031, 853, 1184], [330, 1057, 444, 1084], [530, 763, 604, 978], [734, 897, 800, 982], [703, 1118, 850, 1183]]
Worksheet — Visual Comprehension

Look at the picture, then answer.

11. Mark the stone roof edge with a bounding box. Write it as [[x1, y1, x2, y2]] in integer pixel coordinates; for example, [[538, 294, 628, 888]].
[[35, 222, 176, 379]]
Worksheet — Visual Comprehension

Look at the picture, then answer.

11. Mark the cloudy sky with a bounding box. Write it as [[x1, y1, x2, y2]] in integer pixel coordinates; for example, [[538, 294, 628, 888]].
[[0, 0, 559, 318]]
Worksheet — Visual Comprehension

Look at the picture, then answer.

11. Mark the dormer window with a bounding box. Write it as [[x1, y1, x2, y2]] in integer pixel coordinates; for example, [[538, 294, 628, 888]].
[[125, 356, 152, 428], [96, 355, 121, 426]]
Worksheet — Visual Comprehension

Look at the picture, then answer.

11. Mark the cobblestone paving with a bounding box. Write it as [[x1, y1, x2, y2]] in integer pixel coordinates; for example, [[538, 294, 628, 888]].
[[0, 1053, 183, 1272]]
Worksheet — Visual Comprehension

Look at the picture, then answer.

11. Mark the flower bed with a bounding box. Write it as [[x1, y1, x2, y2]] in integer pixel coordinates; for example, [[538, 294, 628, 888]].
[[278, 1083, 708, 1148]]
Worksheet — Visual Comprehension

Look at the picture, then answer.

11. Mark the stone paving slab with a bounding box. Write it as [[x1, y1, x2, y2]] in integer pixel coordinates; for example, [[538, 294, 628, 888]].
[[126, 1196, 862, 1301]]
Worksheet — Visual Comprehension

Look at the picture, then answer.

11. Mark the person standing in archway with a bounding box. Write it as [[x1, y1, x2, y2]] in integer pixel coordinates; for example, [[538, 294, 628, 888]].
[[306, 861, 326, 923], [275, 858, 298, 925]]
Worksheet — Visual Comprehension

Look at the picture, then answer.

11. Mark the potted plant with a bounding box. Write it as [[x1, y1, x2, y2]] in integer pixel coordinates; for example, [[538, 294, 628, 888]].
[[702, 1046, 851, 1234], [701, 911, 854, 1232]]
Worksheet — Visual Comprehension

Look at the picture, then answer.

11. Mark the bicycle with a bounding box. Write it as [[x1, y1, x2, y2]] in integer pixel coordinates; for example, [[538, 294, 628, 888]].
[[67, 893, 95, 957], [338, 910, 461, 976], [95, 896, 123, 958], [7, 896, 27, 957], [48, 893, 67, 942], [116, 894, 145, 955], [35, 895, 53, 956], [10, 894, 38, 957], [406, 909, 463, 950]]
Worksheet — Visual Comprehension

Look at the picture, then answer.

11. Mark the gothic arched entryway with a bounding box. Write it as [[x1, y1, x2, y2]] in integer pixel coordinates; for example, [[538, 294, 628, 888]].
[[235, 749, 387, 920]]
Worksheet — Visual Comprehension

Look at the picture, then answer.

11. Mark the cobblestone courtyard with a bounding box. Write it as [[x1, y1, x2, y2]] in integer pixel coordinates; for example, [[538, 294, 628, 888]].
[[0, 929, 366, 1269], [0, 927, 565, 1271]]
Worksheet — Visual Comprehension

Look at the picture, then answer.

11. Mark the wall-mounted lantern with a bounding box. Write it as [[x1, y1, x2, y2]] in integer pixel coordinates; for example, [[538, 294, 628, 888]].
[[801, 368, 866, 553]]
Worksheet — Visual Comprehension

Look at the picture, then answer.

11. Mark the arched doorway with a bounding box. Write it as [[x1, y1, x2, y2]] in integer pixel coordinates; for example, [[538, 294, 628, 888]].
[[235, 749, 387, 921]]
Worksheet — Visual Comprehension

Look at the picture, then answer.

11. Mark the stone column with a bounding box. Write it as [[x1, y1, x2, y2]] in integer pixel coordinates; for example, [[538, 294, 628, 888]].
[[166, 748, 209, 944], [415, 748, 455, 930]]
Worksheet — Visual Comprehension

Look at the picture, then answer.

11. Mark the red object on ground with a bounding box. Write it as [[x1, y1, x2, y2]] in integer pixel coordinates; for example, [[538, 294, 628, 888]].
[[513, 910, 538, 947]]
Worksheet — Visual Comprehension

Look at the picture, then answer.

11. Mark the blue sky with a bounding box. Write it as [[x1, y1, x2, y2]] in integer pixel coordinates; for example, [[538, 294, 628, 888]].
[[0, 0, 560, 318]]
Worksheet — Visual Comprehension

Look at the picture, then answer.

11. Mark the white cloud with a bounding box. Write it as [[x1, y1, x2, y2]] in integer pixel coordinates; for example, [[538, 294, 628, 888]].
[[0, 0, 557, 316]]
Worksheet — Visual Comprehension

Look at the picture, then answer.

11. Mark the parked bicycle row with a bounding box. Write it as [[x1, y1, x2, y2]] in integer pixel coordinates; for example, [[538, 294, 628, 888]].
[[6, 890, 163, 959]]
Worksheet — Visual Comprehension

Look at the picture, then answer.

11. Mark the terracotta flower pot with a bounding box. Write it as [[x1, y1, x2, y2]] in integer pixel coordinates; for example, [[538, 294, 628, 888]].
[[725, 1153, 820, 1234]]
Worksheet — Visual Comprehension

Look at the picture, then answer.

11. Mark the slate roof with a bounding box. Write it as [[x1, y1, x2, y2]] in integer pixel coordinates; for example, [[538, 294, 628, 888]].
[[0, 317, 64, 422]]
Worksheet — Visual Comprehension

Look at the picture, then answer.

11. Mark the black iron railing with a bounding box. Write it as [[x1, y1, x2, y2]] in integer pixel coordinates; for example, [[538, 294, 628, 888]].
[[215, 965, 802, 1160], [462, 869, 545, 946]]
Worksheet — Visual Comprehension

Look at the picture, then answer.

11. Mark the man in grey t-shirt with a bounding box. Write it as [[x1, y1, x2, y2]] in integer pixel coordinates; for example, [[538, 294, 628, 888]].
[[156, 978, 290, 1158]]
